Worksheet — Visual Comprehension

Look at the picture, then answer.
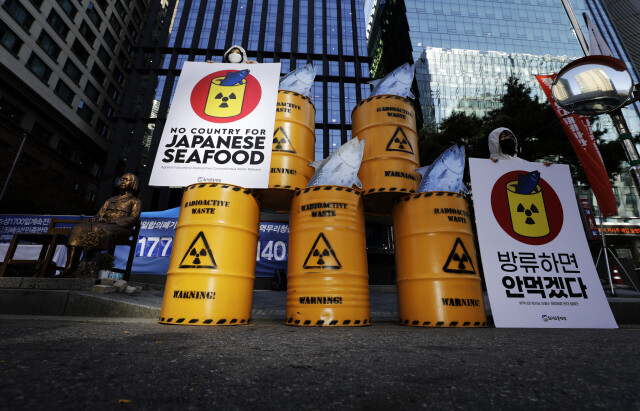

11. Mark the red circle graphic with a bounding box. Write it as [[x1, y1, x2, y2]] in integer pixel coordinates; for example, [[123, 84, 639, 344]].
[[190, 70, 262, 123], [490, 170, 563, 245]]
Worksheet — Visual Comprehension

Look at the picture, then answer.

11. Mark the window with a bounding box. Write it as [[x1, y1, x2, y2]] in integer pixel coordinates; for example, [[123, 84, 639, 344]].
[[31, 122, 52, 144], [0, 98, 25, 125], [37, 30, 61, 60], [47, 10, 69, 39], [26, 53, 52, 82], [94, 0, 108, 11], [77, 100, 93, 123], [109, 13, 122, 34], [79, 21, 97, 46], [0, 20, 23, 54], [127, 22, 138, 40], [54, 79, 74, 105], [107, 83, 120, 102], [27, 0, 43, 8], [3, 0, 35, 30], [114, 0, 126, 19], [84, 81, 100, 101], [91, 63, 106, 85], [63, 59, 82, 83], [114, 67, 125, 85], [57, 139, 73, 158], [118, 51, 130, 69], [95, 119, 109, 138], [56, 0, 77, 19], [101, 100, 114, 117], [97, 45, 111, 67], [104, 30, 117, 49], [71, 39, 89, 61], [86, 3, 101, 28], [133, 9, 142, 25]]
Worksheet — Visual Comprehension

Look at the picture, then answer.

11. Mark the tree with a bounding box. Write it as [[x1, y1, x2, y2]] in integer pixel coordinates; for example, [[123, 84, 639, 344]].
[[418, 76, 633, 186]]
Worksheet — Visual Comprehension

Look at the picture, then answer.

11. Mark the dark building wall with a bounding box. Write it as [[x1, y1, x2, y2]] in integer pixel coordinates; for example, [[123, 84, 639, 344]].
[[0, 0, 149, 214], [102, 0, 371, 211]]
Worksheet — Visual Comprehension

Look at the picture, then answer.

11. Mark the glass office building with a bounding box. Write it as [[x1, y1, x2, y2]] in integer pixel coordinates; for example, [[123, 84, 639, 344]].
[[102, 0, 371, 210], [367, 0, 640, 265], [368, 0, 640, 130]]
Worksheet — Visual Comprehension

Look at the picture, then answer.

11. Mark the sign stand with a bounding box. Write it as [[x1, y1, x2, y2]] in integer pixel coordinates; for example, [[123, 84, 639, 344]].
[[594, 211, 640, 295]]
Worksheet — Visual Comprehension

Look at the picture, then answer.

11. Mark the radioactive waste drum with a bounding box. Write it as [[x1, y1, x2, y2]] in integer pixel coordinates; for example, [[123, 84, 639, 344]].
[[351, 95, 420, 215], [159, 183, 260, 326], [392, 192, 487, 327], [286, 186, 371, 326], [257, 90, 316, 212]]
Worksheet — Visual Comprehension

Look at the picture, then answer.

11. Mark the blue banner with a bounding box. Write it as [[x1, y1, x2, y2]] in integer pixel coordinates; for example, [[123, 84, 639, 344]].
[[1, 211, 289, 277], [0, 215, 86, 242]]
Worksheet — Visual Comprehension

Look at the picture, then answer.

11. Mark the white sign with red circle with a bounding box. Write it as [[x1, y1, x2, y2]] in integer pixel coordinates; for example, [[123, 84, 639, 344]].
[[149, 62, 281, 188], [469, 158, 616, 328]]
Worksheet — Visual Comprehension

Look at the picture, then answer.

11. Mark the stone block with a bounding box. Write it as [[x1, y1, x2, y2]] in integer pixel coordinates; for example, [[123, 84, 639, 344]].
[[20, 277, 37, 289], [70, 278, 96, 291], [0, 277, 23, 288], [33, 278, 66, 290], [114, 279, 128, 292], [135, 286, 142, 293], [100, 278, 115, 285], [92, 284, 116, 294], [125, 286, 137, 294]]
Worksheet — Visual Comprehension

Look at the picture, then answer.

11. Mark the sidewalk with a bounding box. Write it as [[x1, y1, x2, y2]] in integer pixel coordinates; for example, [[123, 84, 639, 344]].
[[1, 277, 639, 324]]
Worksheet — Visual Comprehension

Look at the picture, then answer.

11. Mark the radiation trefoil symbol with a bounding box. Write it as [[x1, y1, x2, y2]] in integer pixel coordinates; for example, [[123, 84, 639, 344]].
[[385, 127, 414, 154], [506, 177, 550, 238], [442, 238, 476, 274], [179, 231, 217, 269], [303, 233, 342, 270], [214, 91, 237, 108], [272, 127, 296, 153], [203, 71, 248, 118]]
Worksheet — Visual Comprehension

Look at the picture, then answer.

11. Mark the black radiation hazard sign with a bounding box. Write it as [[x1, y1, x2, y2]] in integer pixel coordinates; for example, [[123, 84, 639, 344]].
[[442, 238, 476, 274], [272, 127, 296, 153], [303, 232, 342, 270], [385, 127, 414, 154], [179, 231, 217, 269]]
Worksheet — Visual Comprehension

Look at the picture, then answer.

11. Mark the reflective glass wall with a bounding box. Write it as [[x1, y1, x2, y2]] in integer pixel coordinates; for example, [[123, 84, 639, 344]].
[[103, 0, 371, 210]]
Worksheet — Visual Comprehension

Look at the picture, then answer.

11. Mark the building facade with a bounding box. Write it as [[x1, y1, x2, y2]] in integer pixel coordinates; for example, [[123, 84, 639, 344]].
[[101, 0, 371, 211], [367, 0, 640, 270], [0, 0, 148, 214]]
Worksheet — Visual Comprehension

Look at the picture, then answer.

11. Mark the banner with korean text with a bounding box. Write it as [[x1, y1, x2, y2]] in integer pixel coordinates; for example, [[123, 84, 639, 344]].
[[149, 62, 281, 188], [536, 74, 617, 217], [469, 158, 617, 328]]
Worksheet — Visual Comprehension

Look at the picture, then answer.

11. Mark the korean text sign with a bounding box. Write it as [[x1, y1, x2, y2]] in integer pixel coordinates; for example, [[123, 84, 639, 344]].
[[469, 159, 616, 328], [149, 62, 281, 188]]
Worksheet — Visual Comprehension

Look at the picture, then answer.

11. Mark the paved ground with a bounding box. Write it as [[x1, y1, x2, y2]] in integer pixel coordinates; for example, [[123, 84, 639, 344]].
[[0, 316, 639, 410]]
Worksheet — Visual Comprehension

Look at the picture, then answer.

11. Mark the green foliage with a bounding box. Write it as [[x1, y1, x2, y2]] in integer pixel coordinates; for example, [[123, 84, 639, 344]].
[[97, 253, 115, 270], [418, 76, 632, 187]]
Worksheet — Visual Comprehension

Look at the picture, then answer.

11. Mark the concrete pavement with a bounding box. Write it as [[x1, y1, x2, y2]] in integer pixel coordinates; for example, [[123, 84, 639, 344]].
[[1, 317, 639, 409]]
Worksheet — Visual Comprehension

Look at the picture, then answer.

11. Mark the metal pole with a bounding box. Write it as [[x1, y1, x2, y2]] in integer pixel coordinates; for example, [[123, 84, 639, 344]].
[[0, 134, 26, 203], [609, 108, 640, 196], [560, 0, 589, 55], [599, 210, 616, 296]]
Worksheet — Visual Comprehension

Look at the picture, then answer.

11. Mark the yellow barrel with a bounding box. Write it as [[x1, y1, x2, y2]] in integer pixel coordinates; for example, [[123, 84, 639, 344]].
[[392, 192, 487, 327], [286, 186, 370, 326], [351, 95, 420, 215], [159, 183, 260, 326], [257, 90, 316, 212]]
